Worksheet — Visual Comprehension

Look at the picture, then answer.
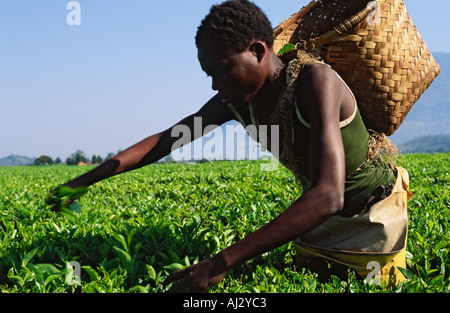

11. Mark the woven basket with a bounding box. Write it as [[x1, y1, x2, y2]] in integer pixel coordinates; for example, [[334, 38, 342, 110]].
[[273, 0, 441, 136]]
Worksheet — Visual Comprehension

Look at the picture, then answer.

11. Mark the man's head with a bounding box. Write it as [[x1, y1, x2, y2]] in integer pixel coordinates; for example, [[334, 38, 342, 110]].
[[195, 0, 274, 55], [195, 0, 276, 106]]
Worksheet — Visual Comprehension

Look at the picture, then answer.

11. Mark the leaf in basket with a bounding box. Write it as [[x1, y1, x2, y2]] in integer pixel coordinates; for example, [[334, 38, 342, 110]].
[[277, 43, 296, 56]]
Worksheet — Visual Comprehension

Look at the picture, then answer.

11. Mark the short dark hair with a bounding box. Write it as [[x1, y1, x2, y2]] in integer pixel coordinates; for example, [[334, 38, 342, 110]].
[[195, 0, 274, 54]]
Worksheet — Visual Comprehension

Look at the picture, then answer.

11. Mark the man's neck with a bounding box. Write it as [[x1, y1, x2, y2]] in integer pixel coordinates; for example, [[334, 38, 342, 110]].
[[252, 52, 287, 108]]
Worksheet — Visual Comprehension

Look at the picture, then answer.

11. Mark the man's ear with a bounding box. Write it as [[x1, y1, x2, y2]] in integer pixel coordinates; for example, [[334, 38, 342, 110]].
[[249, 41, 266, 63]]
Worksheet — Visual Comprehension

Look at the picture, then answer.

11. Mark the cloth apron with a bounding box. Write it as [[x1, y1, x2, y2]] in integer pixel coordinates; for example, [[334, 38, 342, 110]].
[[294, 166, 413, 285]]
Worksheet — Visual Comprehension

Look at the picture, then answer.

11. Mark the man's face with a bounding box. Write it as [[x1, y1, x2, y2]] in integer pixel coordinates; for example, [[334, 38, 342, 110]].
[[198, 42, 266, 107]]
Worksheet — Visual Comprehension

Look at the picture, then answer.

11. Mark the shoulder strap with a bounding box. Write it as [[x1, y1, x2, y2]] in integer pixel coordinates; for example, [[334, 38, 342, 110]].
[[227, 103, 247, 127]]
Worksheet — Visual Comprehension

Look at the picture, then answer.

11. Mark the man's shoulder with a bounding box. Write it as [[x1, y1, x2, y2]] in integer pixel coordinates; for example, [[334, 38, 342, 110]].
[[301, 61, 335, 78], [297, 61, 342, 93]]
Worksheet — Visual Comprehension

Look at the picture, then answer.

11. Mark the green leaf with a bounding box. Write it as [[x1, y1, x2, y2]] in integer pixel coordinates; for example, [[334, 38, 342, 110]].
[[7, 268, 24, 287], [168, 251, 180, 263], [68, 201, 82, 213], [112, 232, 128, 252], [112, 246, 133, 272], [395, 266, 414, 280], [45, 274, 60, 285], [82, 266, 100, 281], [157, 251, 170, 263], [22, 247, 39, 267], [163, 263, 184, 272], [28, 264, 43, 284], [29, 263, 59, 287], [435, 240, 448, 251], [65, 261, 74, 285], [277, 43, 296, 55], [126, 227, 137, 251], [146, 265, 156, 281], [127, 285, 148, 293], [35, 263, 59, 275], [60, 207, 81, 221]]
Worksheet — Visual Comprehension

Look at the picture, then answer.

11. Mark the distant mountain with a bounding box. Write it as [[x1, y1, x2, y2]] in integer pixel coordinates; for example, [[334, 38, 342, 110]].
[[0, 154, 35, 166], [389, 52, 450, 145], [397, 134, 450, 154]]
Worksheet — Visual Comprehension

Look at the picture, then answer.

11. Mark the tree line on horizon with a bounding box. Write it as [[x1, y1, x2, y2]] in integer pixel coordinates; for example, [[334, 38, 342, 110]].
[[26, 134, 450, 166], [34, 150, 120, 166]]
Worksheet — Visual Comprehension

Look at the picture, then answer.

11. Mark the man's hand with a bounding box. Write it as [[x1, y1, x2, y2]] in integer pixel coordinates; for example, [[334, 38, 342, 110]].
[[163, 254, 229, 293]]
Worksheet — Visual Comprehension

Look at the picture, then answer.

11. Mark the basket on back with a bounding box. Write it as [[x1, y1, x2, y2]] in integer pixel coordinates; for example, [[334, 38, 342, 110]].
[[273, 0, 440, 136]]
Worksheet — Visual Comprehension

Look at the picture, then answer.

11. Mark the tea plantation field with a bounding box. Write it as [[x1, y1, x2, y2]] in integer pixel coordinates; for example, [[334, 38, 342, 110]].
[[0, 153, 448, 293]]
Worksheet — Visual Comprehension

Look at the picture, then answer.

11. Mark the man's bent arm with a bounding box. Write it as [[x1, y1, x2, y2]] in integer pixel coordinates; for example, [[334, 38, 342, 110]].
[[64, 95, 233, 188]]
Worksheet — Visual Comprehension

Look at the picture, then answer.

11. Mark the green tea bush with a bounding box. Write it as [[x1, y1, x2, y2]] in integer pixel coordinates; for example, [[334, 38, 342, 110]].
[[0, 153, 448, 293]]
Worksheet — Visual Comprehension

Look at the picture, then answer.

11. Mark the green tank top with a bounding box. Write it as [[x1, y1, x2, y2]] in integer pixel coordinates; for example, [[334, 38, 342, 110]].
[[294, 103, 395, 213]]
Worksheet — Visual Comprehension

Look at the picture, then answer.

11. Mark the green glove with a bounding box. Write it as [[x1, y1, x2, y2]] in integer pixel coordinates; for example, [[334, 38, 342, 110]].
[[46, 185, 88, 212]]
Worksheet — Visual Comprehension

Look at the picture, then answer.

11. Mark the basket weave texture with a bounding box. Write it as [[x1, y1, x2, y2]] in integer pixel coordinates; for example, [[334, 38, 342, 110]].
[[273, 0, 441, 136]]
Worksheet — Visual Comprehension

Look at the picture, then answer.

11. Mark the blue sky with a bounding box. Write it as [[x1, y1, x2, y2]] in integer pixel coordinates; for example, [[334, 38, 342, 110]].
[[1, 0, 449, 160]]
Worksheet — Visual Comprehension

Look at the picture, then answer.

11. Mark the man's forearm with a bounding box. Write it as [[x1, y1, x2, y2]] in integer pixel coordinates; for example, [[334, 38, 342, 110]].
[[218, 187, 343, 270], [65, 131, 168, 188]]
